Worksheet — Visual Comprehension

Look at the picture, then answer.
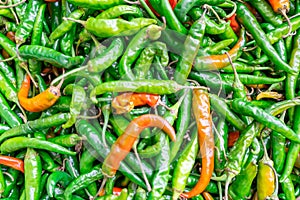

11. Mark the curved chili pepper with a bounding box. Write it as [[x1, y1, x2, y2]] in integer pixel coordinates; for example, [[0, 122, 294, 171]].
[[102, 114, 176, 177], [18, 75, 60, 112], [112, 93, 160, 114], [193, 28, 246, 71], [0, 155, 24, 173], [182, 89, 213, 198]]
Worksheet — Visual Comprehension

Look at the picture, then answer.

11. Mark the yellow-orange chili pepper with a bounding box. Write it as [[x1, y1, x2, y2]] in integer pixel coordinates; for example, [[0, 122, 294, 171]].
[[18, 75, 61, 112]]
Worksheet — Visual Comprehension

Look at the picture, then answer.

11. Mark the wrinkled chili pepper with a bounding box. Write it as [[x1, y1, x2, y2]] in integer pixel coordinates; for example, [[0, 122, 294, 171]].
[[182, 89, 213, 198]]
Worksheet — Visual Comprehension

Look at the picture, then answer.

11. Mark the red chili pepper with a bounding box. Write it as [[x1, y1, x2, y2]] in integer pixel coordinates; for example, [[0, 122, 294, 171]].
[[228, 131, 240, 148], [102, 114, 176, 177], [226, 14, 240, 34], [145, 0, 177, 16], [182, 89, 214, 198], [113, 187, 123, 196], [112, 93, 160, 114], [0, 155, 24, 173], [18, 75, 61, 112]]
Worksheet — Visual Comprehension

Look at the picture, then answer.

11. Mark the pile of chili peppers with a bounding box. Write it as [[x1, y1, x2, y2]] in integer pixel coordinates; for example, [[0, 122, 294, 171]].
[[0, 0, 299, 199]]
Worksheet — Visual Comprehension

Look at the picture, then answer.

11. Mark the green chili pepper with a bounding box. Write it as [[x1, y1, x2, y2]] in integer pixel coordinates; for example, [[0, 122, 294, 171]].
[[188, 7, 227, 35], [134, 187, 147, 200], [220, 62, 272, 73], [280, 93, 300, 182], [189, 71, 233, 93], [281, 176, 296, 200], [66, 0, 125, 9], [286, 31, 300, 123], [50, 9, 84, 41], [209, 94, 246, 131], [170, 88, 192, 161], [1, 137, 76, 155], [267, 15, 300, 44], [64, 165, 103, 200], [0, 54, 16, 87], [97, 5, 143, 19], [19, 45, 84, 69], [174, 15, 205, 84], [229, 161, 258, 199], [15, 0, 43, 45], [0, 9, 14, 19], [134, 41, 168, 79], [214, 117, 228, 175], [46, 170, 72, 198], [119, 24, 162, 80], [231, 99, 300, 143], [86, 37, 124, 73], [60, 25, 76, 56], [149, 0, 188, 34], [48, 134, 82, 147], [24, 148, 42, 200], [12, 0, 27, 21], [90, 79, 188, 104], [79, 148, 98, 196], [271, 113, 286, 174], [172, 128, 198, 200], [78, 17, 157, 39], [62, 85, 86, 128], [38, 150, 60, 172], [248, 0, 282, 26], [221, 73, 286, 85], [31, 4, 46, 46], [0, 92, 22, 128], [0, 113, 70, 143]]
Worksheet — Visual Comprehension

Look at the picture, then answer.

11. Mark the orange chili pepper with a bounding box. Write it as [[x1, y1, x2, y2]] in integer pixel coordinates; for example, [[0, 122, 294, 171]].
[[112, 93, 160, 114], [18, 75, 61, 112], [182, 89, 214, 198], [0, 155, 24, 173], [268, 0, 290, 13], [226, 14, 240, 34], [193, 28, 246, 71], [202, 191, 214, 200], [102, 114, 176, 177]]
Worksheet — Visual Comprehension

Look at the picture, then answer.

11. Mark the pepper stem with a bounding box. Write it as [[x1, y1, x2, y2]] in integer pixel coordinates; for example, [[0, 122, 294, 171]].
[[0, 55, 16, 62], [133, 143, 152, 192], [281, 8, 292, 38], [224, 0, 237, 19], [94, 177, 107, 199], [51, 65, 88, 86], [202, 4, 222, 22], [224, 173, 233, 200], [63, 17, 87, 26]]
